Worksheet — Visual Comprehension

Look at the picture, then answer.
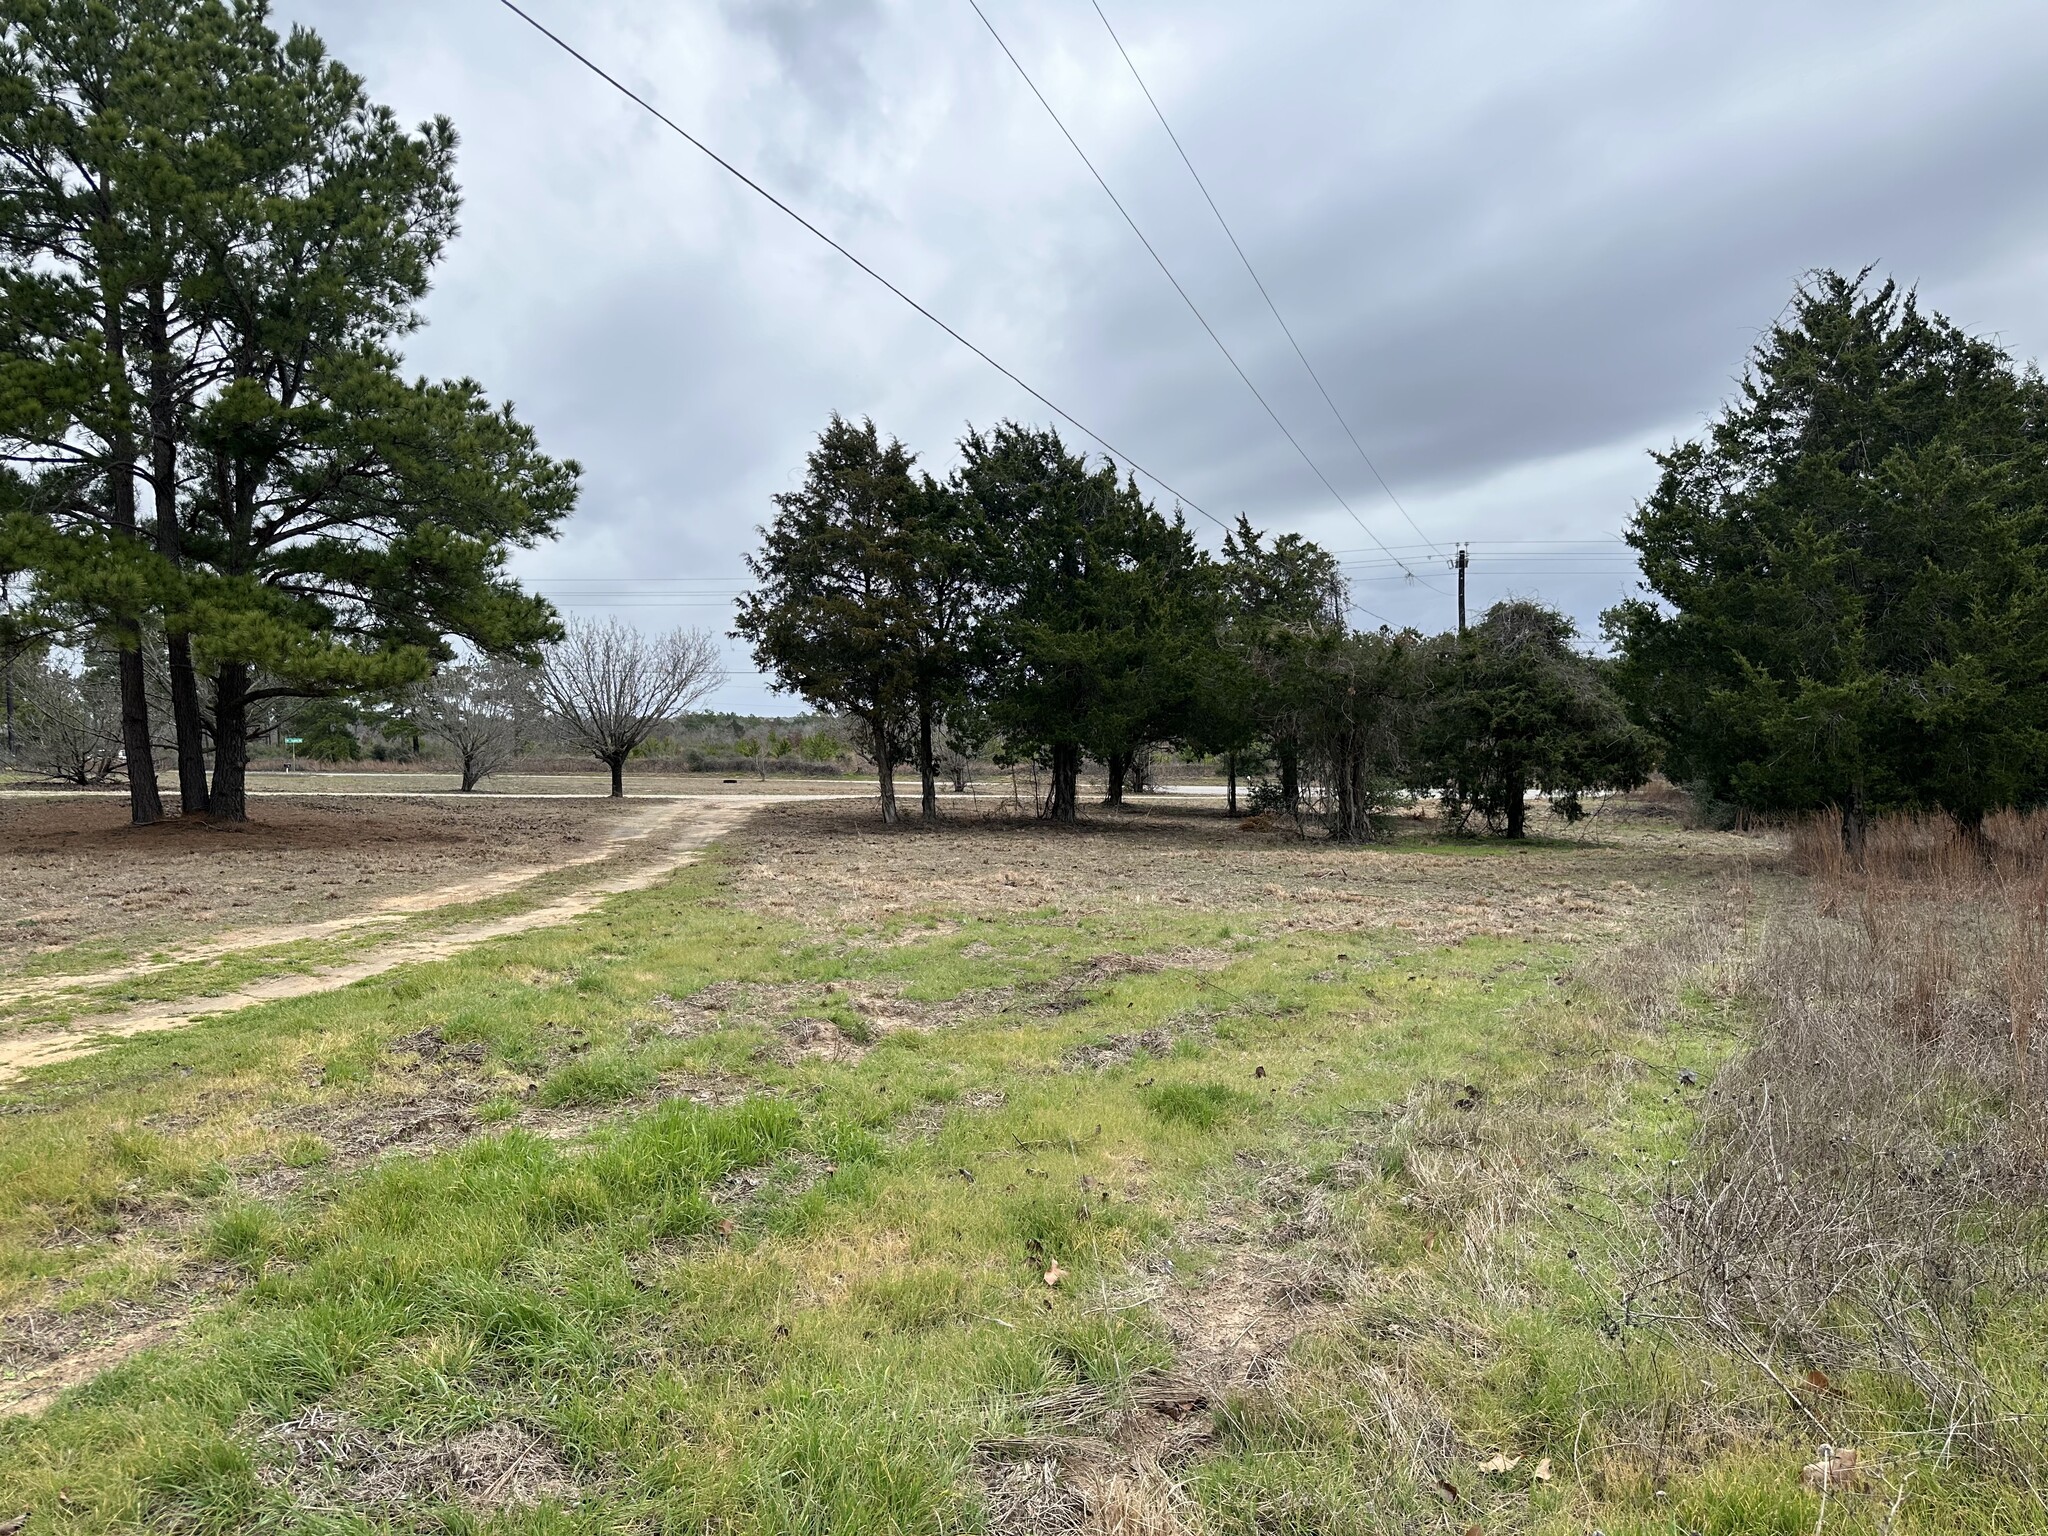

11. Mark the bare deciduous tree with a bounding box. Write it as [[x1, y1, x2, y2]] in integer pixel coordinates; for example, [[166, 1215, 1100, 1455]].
[[416, 656, 542, 792], [18, 655, 124, 785], [540, 619, 720, 796]]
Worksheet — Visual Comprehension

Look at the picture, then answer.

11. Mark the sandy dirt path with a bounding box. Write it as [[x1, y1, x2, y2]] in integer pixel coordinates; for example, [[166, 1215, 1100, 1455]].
[[1, 1314, 191, 1418], [0, 798, 698, 1011], [0, 796, 788, 1087]]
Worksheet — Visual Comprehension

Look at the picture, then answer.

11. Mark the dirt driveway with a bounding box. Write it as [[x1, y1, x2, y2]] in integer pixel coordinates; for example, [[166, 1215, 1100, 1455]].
[[0, 792, 824, 1086], [1, 793, 698, 968]]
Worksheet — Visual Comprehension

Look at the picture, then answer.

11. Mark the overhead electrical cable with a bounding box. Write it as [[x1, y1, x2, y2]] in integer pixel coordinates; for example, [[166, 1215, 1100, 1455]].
[[1092, 0, 1444, 559], [492, 0, 1226, 532], [966, 0, 1445, 594]]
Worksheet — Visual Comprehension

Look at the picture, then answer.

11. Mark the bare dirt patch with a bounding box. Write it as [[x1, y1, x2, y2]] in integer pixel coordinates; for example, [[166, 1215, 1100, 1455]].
[[1061, 1028, 1190, 1072], [0, 794, 660, 971], [0, 1257, 236, 1418], [654, 978, 973, 1056], [976, 1238, 1352, 1533]]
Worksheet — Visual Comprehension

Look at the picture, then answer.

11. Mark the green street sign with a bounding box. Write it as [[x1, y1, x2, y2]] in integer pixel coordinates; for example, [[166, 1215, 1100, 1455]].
[[284, 737, 304, 744]]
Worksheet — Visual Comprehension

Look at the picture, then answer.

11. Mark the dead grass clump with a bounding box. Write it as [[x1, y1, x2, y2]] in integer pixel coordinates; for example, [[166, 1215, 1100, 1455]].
[[977, 1369, 1213, 1535], [274, 1094, 480, 1166], [1352, 1081, 1588, 1258], [387, 1027, 487, 1068], [257, 1406, 583, 1513], [975, 1243, 1351, 1534], [1576, 885, 1756, 1030], [655, 979, 962, 1053], [1062, 1029, 1183, 1072], [975, 1450, 1088, 1534], [1663, 810, 2048, 1466]]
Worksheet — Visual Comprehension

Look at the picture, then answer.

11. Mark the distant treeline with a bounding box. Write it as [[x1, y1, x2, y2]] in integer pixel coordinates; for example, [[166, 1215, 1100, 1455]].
[[736, 267, 2048, 846], [734, 417, 1649, 834]]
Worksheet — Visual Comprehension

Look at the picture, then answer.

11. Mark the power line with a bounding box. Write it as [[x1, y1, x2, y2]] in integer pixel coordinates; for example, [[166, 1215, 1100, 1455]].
[[492, 0, 1227, 533], [1092, 0, 1444, 561], [965, 0, 1446, 595]]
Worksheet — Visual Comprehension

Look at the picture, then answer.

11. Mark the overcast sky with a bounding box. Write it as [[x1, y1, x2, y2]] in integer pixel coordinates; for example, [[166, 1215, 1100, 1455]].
[[281, 0, 2048, 713]]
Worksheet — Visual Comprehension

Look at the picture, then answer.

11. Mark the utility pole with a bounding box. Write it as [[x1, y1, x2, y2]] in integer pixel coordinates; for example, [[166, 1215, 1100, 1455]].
[[1452, 545, 1469, 635]]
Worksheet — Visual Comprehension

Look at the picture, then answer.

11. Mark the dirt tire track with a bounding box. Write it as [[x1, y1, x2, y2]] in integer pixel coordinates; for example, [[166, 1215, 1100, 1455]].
[[0, 798, 696, 1012], [0, 798, 775, 1087], [0, 1314, 191, 1419]]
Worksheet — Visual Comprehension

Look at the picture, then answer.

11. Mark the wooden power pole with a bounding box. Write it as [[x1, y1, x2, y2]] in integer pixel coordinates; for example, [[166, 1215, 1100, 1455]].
[[1453, 546, 1469, 634]]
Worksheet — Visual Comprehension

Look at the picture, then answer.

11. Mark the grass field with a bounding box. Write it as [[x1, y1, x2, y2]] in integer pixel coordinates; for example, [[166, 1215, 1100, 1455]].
[[0, 794, 2038, 1533]]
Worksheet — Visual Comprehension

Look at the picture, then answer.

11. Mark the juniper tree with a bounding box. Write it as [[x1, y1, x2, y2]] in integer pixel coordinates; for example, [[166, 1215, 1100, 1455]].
[[954, 421, 1212, 820], [735, 415, 923, 824], [899, 473, 983, 819], [1608, 269, 2048, 848], [1422, 600, 1651, 838], [1203, 517, 1346, 819]]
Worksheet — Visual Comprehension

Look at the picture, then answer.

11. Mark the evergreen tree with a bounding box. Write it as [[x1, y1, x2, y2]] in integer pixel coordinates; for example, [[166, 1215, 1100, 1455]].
[[1609, 269, 2048, 846], [900, 473, 983, 820], [0, 0, 574, 822], [955, 421, 1211, 820], [0, 0, 214, 820], [1205, 518, 1346, 819], [1306, 626, 1423, 841], [180, 19, 570, 819], [1421, 600, 1651, 838], [735, 414, 921, 823]]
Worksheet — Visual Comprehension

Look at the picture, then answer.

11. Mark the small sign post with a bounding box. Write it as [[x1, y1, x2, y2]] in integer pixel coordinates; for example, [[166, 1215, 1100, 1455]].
[[284, 736, 303, 773]]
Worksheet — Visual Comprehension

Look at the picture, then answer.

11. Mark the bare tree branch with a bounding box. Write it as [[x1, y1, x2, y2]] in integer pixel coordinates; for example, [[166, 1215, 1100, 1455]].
[[540, 618, 720, 796]]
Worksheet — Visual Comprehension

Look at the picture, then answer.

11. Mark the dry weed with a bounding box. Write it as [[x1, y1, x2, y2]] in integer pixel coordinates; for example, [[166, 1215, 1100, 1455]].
[[1661, 810, 2048, 1470], [256, 1406, 582, 1514]]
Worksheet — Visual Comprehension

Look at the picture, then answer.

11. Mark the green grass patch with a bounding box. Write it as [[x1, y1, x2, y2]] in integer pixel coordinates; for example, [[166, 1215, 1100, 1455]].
[[1142, 1079, 1250, 1130], [0, 823, 2036, 1533], [534, 1049, 659, 1108]]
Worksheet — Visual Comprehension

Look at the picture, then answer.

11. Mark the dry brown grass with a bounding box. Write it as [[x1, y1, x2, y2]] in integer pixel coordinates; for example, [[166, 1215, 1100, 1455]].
[[733, 796, 1756, 953], [1660, 810, 2048, 1468]]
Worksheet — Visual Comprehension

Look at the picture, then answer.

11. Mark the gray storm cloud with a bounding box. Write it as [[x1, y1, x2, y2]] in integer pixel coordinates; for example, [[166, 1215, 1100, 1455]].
[[283, 0, 2048, 705]]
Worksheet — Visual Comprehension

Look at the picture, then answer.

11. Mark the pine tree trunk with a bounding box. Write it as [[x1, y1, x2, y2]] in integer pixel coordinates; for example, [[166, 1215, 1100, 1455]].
[[116, 641, 161, 825], [209, 663, 250, 823], [1105, 751, 1128, 807], [1278, 742, 1300, 824], [148, 282, 209, 817], [103, 289, 162, 826], [1504, 764, 1527, 839], [1226, 751, 1238, 817], [165, 634, 209, 814]]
